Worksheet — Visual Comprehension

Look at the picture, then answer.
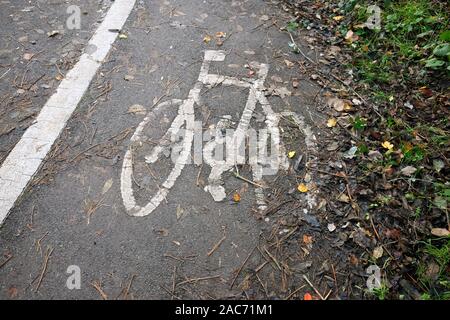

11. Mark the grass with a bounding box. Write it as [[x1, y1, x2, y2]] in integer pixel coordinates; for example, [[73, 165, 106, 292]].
[[343, 0, 449, 85], [416, 238, 450, 299]]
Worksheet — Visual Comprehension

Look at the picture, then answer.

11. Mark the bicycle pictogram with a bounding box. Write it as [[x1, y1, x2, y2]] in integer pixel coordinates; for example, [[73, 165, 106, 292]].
[[120, 50, 317, 217]]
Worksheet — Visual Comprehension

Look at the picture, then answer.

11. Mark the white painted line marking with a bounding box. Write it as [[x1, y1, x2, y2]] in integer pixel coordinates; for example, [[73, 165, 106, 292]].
[[0, 0, 137, 226]]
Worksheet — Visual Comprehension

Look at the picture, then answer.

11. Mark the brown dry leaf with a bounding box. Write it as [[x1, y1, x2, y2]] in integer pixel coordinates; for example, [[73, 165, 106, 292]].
[[373, 246, 384, 260], [284, 59, 295, 68], [431, 228, 450, 237], [23, 53, 33, 60], [215, 31, 226, 38], [333, 15, 345, 22], [303, 234, 313, 244], [8, 286, 18, 298], [155, 228, 169, 236], [327, 97, 351, 112], [337, 193, 350, 203]]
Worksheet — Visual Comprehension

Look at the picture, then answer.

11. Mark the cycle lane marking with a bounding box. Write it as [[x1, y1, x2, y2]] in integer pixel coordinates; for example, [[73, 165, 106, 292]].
[[120, 50, 319, 217], [0, 0, 137, 226]]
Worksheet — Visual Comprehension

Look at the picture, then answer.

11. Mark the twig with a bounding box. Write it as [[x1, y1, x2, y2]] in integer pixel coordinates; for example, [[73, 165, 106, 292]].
[[35, 247, 54, 292], [286, 31, 316, 65], [230, 246, 256, 289], [171, 266, 177, 300], [285, 284, 306, 300], [0, 254, 12, 269], [233, 171, 265, 188], [124, 274, 136, 300], [92, 280, 108, 300], [177, 275, 221, 286], [207, 235, 226, 257], [302, 275, 325, 300]]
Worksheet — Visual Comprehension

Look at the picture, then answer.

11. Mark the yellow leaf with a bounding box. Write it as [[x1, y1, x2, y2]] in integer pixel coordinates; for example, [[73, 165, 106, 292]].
[[288, 151, 296, 159], [203, 35, 212, 43], [327, 118, 337, 127], [118, 33, 128, 39], [333, 15, 344, 22], [382, 141, 394, 150], [233, 192, 241, 203], [297, 183, 309, 193]]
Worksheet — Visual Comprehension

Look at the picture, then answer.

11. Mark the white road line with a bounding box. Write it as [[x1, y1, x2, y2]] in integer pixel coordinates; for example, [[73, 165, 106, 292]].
[[0, 0, 137, 226]]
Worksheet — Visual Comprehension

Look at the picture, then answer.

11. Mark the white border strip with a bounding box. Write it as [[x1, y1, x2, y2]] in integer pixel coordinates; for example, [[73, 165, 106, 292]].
[[0, 0, 137, 226]]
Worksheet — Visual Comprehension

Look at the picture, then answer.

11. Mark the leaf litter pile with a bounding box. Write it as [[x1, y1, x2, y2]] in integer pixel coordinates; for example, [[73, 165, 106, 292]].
[[230, 0, 449, 300]]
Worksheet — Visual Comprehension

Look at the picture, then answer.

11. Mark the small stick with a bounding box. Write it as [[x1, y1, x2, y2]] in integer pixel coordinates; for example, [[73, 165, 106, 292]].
[[284, 284, 306, 300], [171, 266, 177, 300], [124, 274, 136, 300], [177, 275, 221, 286], [303, 275, 325, 300], [35, 247, 54, 292], [0, 254, 12, 269], [207, 235, 226, 257], [233, 171, 265, 188], [92, 280, 108, 300], [230, 246, 256, 289]]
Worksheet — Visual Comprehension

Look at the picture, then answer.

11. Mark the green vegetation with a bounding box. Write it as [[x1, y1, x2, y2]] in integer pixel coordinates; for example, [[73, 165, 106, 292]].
[[343, 0, 449, 85]]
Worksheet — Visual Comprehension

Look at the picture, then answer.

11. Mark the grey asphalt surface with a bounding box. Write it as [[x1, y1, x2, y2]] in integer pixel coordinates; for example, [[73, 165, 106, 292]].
[[0, 0, 322, 299], [0, 0, 111, 166]]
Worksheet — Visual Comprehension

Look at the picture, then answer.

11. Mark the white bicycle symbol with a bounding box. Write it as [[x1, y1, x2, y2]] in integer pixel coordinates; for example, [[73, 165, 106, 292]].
[[120, 50, 317, 217]]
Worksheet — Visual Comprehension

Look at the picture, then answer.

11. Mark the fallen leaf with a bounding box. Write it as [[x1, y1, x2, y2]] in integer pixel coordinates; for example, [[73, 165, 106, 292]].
[[47, 30, 60, 37], [297, 183, 309, 193], [288, 151, 296, 159], [284, 59, 294, 68], [172, 9, 186, 17], [23, 53, 33, 60], [382, 141, 394, 150], [431, 228, 450, 237], [233, 192, 241, 203], [327, 97, 351, 112], [327, 141, 339, 151], [373, 246, 384, 260], [215, 31, 226, 38], [118, 33, 128, 39], [203, 35, 212, 43], [8, 286, 18, 298], [327, 118, 337, 128], [400, 166, 417, 176], [345, 30, 359, 43], [176, 205, 184, 220], [303, 292, 313, 300], [327, 223, 336, 232], [101, 179, 113, 195], [155, 228, 169, 236], [333, 16, 345, 22], [337, 193, 350, 203], [433, 159, 444, 173], [303, 234, 313, 244]]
